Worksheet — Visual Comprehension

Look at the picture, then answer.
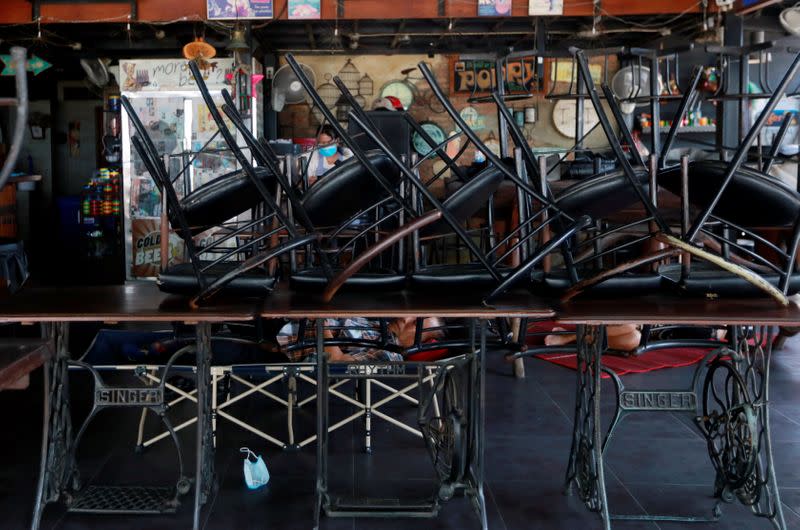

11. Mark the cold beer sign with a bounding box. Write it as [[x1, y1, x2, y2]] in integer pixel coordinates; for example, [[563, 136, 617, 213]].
[[131, 219, 184, 278]]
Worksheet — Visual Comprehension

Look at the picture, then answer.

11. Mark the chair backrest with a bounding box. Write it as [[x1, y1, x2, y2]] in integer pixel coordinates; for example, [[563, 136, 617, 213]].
[[299, 150, 402, 227], [188, 61, 299, 238]]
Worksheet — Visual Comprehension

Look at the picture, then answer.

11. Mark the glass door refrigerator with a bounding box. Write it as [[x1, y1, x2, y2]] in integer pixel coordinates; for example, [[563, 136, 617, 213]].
[[120, 57, 263, 280]]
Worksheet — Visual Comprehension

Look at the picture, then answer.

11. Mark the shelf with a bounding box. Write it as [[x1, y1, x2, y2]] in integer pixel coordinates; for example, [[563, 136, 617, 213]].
[[545, 93, 608, 101], [620, 94, 684, 103], [642, 125, 716, 134]]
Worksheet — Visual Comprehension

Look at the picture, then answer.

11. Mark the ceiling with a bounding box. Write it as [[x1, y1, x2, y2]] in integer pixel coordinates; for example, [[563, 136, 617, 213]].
[[0, 4, 791, 91]]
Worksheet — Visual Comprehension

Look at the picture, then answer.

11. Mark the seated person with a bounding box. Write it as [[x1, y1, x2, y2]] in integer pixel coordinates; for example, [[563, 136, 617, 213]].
[[276, 317, 445, 362], [545, 324, 642, 352], [303, 124, 353, 187]]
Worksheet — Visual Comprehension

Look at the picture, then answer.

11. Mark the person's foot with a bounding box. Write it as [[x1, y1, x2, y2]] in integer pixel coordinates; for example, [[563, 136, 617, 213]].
[[544, 327, 577, 347]]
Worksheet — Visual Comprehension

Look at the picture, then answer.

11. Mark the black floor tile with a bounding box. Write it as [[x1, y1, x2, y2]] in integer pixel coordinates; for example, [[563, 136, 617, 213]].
[[348, 480, 504, 530], [7, 327, 800, 530], [628, 483, 800, 530], [489, 476, 656, 530], [780, 488, 800, 519], [604, 436, 714, 487]]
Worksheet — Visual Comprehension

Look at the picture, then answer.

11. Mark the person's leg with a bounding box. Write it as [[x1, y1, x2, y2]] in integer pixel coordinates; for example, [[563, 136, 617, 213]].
[[607, 324, 641, 351], [544, 324, 641, 352]]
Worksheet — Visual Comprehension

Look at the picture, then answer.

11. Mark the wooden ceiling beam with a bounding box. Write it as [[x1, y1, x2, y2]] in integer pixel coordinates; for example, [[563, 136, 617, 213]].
[[0, 0, 704, 24]]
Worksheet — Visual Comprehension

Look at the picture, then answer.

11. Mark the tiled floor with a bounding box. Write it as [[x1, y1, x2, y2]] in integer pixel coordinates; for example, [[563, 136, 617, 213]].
[[2, 326, 800, 529]]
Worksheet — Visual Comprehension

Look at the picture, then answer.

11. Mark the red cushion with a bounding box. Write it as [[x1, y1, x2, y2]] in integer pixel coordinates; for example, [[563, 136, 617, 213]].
[[405, 340, 451, 362], [526, 321, 576, 346]]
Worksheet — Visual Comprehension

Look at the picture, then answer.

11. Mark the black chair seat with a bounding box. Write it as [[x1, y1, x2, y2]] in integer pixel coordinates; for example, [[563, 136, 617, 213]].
[[289, 267, 407, 292], [555, 167, 650, 219], [659, 160, 800, 227], [301, 150, 402, 228], [659, 262, 800, 297], [529, 270, 664, 296], [422, 165, 506, 236], [410, 263, 505, 290], [158, 262, 276, 296], [180, 166, 274, 236]]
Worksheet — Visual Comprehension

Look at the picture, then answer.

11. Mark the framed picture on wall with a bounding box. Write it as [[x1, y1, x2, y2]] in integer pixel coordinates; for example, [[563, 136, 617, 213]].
[[29, 125, 44, 140], [542, 55, 617, 94], [207, 0, 273, 20]]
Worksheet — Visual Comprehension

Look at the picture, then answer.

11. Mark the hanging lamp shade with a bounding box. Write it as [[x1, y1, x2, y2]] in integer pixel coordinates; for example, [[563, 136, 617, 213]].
[[183, 37, 217, 60]]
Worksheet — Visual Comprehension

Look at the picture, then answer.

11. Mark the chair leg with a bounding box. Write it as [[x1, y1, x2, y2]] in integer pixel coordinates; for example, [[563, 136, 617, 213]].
[[287, 375, 297, 448], [136, 409, 149, 452], [510, 318, 525, 379], [212, 373, 218, 449], [365, 379, 372, 454], [135, 368, 158, 451]]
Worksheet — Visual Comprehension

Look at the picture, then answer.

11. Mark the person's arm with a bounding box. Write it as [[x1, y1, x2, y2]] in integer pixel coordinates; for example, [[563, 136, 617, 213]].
[[300, 150, 318, 188], [320, 326, 354, 361]]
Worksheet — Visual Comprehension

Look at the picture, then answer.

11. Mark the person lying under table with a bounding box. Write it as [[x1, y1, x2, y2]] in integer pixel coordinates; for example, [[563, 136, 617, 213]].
[[544, 324, 642, 352], [276, 317, 446, 362]]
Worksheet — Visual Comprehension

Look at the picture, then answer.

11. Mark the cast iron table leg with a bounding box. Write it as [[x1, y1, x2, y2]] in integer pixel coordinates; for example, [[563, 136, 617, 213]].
[[565, 324, 611, 530], [697, 325, 787, 529], [473, 319, 489, 530], [193, 323, 214, 530], [31, 321, 72, 530], [314, 318, 327, 530]]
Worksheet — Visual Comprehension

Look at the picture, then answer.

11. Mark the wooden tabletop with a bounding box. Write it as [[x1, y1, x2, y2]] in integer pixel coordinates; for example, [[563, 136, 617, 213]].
[[0, 339, 53, 389], [260, 286, 555, 319], [0, 283, 258, 323], [557, 295, 800, 326], [4, 282, 796, 326]]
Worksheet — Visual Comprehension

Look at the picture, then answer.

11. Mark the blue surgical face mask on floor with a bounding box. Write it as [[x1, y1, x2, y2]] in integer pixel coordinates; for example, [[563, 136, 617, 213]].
[[240, 447, 270, 489], [319, 144, 338, 158]]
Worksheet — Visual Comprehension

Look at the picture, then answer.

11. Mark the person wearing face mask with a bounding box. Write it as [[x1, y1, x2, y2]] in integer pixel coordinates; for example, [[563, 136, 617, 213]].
[[303, 124, 353, 187]]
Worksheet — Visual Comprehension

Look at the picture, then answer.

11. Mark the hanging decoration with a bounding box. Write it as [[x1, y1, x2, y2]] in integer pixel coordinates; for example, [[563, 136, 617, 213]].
[[288, 0, 321, 19], [251, 74, 265, 94], [478, 0, 512, 16], [358, 73, 373, 97], [459, 106, 486, 131], [0, 54, 51, 76], [313, 73, 339, 124], [337, 59, 361, 93], [207, 0, 273, 20], [335, 95, 351, 122]]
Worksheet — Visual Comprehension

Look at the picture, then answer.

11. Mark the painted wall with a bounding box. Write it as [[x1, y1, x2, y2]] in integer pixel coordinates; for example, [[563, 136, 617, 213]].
[[278, 53, 620, 181], [54, 99, 101, 196]]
